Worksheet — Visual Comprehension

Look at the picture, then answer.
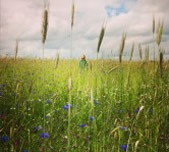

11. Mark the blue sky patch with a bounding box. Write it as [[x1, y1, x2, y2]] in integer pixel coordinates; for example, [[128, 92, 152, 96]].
[[105, 4, 128, 17]]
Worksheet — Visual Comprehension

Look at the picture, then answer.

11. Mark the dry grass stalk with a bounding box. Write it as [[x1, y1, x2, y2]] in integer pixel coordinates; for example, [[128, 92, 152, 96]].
[[54, 53, 59, 69], [14, 40, 19, 61], [145, 45, 149, 62], [97, 25, 105, 54], [152, 16, 155, 34], [129, 42, 135, 61], [68, 77, 72, 92], [138, 44, 142, 61], [156, 19, 164, 46], [108, 65, 119, 74], [119, 33, 127, 63], [71, 1, 75, 30], [134, 140, 140, 152], [41, 8, 48, 45]]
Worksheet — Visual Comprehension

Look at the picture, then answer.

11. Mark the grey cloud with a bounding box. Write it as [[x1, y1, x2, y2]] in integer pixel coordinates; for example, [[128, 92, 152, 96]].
[[0, 0, 169, 59]]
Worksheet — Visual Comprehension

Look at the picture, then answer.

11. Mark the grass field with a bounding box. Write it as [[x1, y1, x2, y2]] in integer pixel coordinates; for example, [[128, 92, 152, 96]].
[[0, 58, 169, 152]]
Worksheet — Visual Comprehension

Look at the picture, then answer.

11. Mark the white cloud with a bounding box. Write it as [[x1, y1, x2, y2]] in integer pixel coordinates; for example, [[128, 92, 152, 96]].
[[0, 0, 169, 59]]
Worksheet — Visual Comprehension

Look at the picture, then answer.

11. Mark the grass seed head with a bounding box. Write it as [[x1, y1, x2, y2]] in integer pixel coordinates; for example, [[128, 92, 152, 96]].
[[156, 19, 164, 46], [97, 25, 105, 53], [119, 33, 127, 63], [54, 53, 60, 69], [68, 77, 72, 92], [41, 9, 48, 44], [145, 45, 149, 62], [14, 40, 19, 61], [152, 16, 155, 34], [138, 44, 142, 61], [129, 42, 135, 61], [71, 1, 75, 30]]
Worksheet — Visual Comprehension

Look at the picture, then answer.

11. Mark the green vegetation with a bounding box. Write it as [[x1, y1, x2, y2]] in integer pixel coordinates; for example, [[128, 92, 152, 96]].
[[0, 59, 168, 152]]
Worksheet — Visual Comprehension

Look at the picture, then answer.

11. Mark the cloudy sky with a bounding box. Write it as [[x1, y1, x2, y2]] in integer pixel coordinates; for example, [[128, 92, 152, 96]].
[[0, 0, 169, 59]]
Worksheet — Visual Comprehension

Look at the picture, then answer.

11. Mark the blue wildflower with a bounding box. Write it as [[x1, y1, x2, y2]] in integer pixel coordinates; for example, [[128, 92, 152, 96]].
[[40, 132, 49, 139], [94, 100, 99, 105], [79, 124, 86, 128], [46, 99, 51, 104], [63, 104, 72, 110], [136, 107, 140, 113], [121, 144, 127, 151], [89, 116, 94, 121], [120, 126, 127, 131], [0, 135, 9, 143]]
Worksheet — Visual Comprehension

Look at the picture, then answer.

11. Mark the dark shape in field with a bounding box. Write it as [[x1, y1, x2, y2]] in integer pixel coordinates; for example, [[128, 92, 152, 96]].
[[79, 55, 88, 70], [0, 135, 9, 143]]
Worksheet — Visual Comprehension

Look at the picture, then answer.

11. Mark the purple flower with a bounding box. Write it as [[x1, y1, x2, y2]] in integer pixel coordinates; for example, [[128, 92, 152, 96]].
[[89, 116, 94, 121], [0, 135, 9, 143], [94, 100, 99, 105], [121, 144, 127, 151], [136, 107, 140, 113], [40, 132, 49, 139], [46, 99, 51, 104], [120, 126, 127, 131], [79, 124, 86, 128], [63, 104, 72, 110]]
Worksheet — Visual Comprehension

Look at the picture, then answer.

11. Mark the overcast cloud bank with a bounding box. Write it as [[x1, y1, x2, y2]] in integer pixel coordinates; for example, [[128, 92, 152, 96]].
[[0, 0, 169, 59]]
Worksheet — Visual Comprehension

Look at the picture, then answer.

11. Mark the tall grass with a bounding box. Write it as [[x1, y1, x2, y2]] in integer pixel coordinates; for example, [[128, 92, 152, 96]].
[[119, 33, 127, 63], [14, 40, 19, 61]]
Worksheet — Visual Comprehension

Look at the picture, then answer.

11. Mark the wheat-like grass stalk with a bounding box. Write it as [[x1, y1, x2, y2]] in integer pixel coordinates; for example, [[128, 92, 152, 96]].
[[14, 40, 19, 61], [138, 44, 142, 61], [41, 8, 48, 45], [54, 53, 59, 69], [152, 16, 156, 65], [71, 1, 75, 30], [156, 19, 164, 46], [152, 16, 155, 34], [68, 77, 72, 92], [119, 33, 127, 63], [145, 45, 149, 62], [97, 25, 105, 54], [126, 106, 144, 152], [129, 42, 135, 61]]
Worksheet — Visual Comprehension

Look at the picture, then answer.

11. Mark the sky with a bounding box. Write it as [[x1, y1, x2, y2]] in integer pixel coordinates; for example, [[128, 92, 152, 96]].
[[0, 0, 169, 59]]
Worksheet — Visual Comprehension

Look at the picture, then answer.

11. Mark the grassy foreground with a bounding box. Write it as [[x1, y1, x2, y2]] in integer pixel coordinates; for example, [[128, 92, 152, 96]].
[[0, 58, 169, 152]]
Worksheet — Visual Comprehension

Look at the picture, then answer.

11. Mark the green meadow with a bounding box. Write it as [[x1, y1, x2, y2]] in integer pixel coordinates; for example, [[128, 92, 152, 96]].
[[0, 59, 168, 152]]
